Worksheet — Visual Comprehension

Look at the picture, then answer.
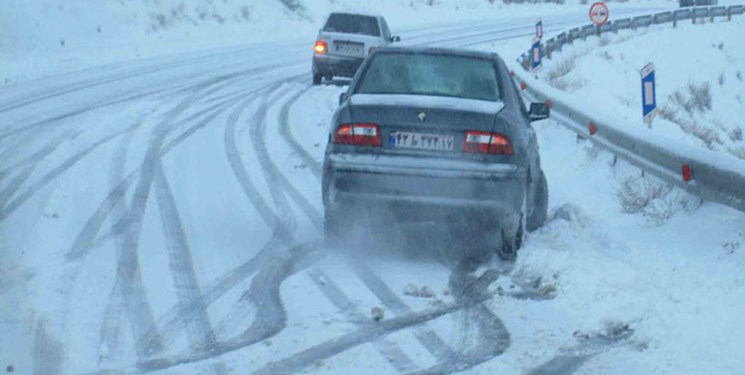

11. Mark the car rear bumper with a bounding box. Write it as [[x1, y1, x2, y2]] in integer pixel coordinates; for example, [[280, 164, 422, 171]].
[[323, 153, 527, 223], [313, 54, 364, 78]]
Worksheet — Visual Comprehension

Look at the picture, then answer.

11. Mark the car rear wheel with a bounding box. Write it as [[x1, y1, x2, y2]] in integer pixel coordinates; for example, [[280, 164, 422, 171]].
[[313, 73, 322, 85], [527, 170, 548, 232], [497, 192, 527, 261], [497, 215, 523, 261]]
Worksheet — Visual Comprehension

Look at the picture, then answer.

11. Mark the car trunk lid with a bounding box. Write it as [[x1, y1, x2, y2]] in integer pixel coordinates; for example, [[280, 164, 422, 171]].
[[346, 94, 507, 160]]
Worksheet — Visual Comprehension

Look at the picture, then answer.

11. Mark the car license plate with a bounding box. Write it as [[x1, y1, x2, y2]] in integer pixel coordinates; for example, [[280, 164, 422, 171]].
[[389, 132, 454, 151], [334, 42, 363, 56]]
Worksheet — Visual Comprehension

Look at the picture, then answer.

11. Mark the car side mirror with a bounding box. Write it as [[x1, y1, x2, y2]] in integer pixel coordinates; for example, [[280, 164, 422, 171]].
[[529, 102, 550, 122], [339, 93, 347, 105], [391, 35, 401, 43]]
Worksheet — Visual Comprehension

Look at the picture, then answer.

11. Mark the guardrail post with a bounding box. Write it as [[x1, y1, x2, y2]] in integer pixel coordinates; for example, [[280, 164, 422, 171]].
[[728, 6, 732, 21], [673, 11, 678, 28], [711, 9, 714, 23]]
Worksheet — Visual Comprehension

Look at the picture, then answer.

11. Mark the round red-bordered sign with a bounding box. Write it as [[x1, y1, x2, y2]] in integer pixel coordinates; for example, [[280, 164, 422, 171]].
[[589, 2, 609, 26]]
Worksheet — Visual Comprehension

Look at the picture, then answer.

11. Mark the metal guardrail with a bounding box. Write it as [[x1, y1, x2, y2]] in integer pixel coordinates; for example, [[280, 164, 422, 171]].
[[519, 5, 745, 69], [514, 5, 745, 213]]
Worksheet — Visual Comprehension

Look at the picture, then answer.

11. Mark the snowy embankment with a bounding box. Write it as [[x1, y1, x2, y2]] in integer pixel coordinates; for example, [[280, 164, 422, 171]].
[[537, 17, 745, 160], [0, 0, 667, 85], [475, 16, 745, 374]]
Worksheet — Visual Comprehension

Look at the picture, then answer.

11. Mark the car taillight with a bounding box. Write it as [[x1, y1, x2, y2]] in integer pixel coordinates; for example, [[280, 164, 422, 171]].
[[314, 41, 328, 54], [333, 123, 381, 147], [369, 47, 376, 55], [463, 130, 513, 154]]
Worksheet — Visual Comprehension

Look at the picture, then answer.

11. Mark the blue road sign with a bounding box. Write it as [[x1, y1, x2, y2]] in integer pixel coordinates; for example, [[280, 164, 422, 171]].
[[531, 37, 541, 71], [641, 63, 656, 124]]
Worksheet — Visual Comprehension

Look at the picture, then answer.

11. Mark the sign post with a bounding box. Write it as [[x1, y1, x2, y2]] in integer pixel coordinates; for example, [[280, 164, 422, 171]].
[[641, 63, 657, 127], [536, 18, 543, 39], [531, 36, 542, 73], [589, 2, 610, 27]]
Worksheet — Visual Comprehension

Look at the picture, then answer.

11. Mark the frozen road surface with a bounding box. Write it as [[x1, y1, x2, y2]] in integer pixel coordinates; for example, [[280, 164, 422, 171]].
[[2, 7, 745, 375]]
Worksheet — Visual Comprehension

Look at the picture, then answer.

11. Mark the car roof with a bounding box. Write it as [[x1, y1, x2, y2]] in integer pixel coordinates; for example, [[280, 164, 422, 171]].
[[372, 46, 499, 60], [327, 11, 383, 19]]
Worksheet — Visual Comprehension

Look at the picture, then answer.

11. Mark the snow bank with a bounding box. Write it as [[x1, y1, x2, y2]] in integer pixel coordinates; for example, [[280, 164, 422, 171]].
[[511, 121, 745, 375], [537, 17, 745, 160]]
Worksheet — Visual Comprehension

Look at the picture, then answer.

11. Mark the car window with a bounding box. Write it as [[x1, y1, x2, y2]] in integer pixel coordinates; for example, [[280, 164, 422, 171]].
[[324, 14, 381, 37], [356, 53, 501, 102], [381, 18, 391, 40]]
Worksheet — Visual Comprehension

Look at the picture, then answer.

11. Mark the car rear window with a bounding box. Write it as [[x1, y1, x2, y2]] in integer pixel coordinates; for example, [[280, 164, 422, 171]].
[[355, 53, 501, 102], [324, 14, 380, 37]]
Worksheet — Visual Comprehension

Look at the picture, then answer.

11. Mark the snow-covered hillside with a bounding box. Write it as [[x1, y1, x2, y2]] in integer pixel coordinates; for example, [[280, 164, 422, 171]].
[[536, 17, 745, 160], [0, 0, 670, 84]]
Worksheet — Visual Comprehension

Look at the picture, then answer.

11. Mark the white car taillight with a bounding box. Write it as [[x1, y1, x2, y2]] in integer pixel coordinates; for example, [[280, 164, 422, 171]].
[[463, 130, 513, 154], [333, 123, 381, 147], [314, 41, 328, 54]]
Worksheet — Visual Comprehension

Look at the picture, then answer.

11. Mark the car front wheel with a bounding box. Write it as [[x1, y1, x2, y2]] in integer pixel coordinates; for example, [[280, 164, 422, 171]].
[[527, 170, 548, 232], [313, 73, 322, 85]]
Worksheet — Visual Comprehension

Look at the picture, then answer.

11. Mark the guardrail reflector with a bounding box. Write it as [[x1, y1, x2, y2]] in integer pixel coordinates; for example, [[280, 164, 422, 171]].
[[682, 164, 693, 182], [589, 122, 597, 135], [545, 99, 553, 108], [520, 82, 527, 91]]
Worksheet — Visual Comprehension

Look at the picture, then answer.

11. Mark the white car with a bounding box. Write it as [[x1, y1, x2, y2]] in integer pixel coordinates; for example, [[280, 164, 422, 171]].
[[312, 12, 400, 85]]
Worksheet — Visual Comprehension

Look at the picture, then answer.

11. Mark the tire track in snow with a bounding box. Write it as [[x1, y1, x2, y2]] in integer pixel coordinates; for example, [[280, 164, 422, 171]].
[[408, 269, 510, 374], [0, 61, 288, 145], [136, 82, 291, 354], [0, 123, 138, 222], [0, 129, 75, 181], [277, 87, 322, 179], [349, 259, 457, 362], [133, 80, 327, 373], [0, 42, 300, 116], [254, 85, 323, 226], [0, 82, 233, 221], [138, 78, 304, 352], [152, 160, 227, 374], [212, 83, 304, 341], [97, 78, 225, 361], [97, 126, 139, 365], [32, 320, 64, 375], [64, 76, 242, 289], [0, 86, 178, 142], [135, 241, 326, 373], [526, 326, 634, 375], [253, 290, 495, 375], [307, 267, 419, 373], [66, 88, 247, 263]]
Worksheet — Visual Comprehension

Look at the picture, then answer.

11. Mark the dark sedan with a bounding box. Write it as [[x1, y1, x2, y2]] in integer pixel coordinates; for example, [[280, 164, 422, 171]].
[[322, 47, 550, 261]]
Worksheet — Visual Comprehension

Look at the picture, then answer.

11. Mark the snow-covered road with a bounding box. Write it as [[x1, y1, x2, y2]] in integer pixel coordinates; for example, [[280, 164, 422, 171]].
[[3, 6, 745, 375]]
